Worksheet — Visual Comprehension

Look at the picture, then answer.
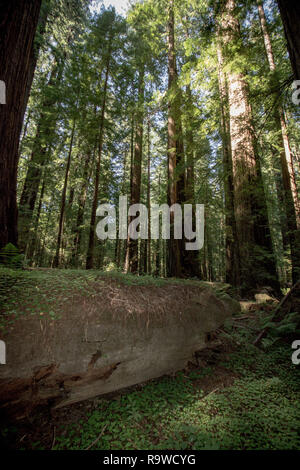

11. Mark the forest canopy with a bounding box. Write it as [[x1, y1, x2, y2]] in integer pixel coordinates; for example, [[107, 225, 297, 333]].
[[0, 0, 300, 293]]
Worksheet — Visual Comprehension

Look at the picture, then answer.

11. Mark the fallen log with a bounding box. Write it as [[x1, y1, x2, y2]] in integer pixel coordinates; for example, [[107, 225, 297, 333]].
[[0, 279, 234, 420]]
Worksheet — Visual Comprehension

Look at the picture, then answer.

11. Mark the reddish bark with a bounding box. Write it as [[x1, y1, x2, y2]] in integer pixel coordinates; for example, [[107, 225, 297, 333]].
[[0, 0, 42, 249]]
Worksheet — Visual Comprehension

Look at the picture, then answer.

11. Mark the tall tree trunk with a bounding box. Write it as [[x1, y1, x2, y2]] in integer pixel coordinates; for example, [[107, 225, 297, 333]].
[[257, 0, 300, 225], [216, 34, 240, 286], [184, 86, 195, 206], [26, 170, 45, 262], [180, 22, 200, 278], [166, 0, 184, 278], [124, 114, 135, 273], [257, 0, 300, 283], [53, 119, 76, 267], [18, 58, 61, 252], [154, 170, 162, 277], [86, 35, 113, 269], [181, 84, 201, 278], [147, 118, 151, 274], [116, 149, 128, 268], [126, 66, 145, 274], [221, 0, 279, 291], [26, 170, 46, 262], [0, 0, 42, 250], [21, 2, 49, 120], [72, 150, 93, 266], [277, 0, 300, 80]]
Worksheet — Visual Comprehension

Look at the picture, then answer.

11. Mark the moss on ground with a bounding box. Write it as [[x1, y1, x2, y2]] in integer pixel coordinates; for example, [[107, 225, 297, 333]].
[[0, 267, 229, 332]]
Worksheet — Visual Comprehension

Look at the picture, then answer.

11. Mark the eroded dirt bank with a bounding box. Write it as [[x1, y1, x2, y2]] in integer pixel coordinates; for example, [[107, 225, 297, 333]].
[[0, 272, 236, 420]]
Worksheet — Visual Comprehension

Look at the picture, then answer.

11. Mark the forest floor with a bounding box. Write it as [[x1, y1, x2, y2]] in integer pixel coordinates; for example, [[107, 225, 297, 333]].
[[0, 269, 300, 450]]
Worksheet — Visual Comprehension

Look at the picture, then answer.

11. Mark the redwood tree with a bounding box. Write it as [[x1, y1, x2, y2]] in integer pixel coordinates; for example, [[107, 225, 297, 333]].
[[166, 0, 185, 278], [86, 15, 115, 269], [0, 0, 42, 250], [125, 66, 145, 274], [277, 0, 300, 80], [216, 34, 239, 286], [257, 0, 300, 283], [18, 57, 62, 252], [220, 0, 279, 291]]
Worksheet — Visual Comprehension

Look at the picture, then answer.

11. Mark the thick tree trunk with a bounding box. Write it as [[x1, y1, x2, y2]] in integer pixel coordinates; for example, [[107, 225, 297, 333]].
[[257, 0, 300, 283], [277, 0, 300, 80], [166, 0, 185, 278], [0, 0, 42, 250], [21, 2, 49, 121], [258, 0, 300, 225], [221, 0, 279, 291]]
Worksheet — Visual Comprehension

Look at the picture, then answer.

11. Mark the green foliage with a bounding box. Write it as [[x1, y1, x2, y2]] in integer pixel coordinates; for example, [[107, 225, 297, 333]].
[[16, 0, 299, 285], [0, 267, 101, 331], [261, 311, 300, 348], [0, 244, 24, 269], [34, 342, 300, 450]]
